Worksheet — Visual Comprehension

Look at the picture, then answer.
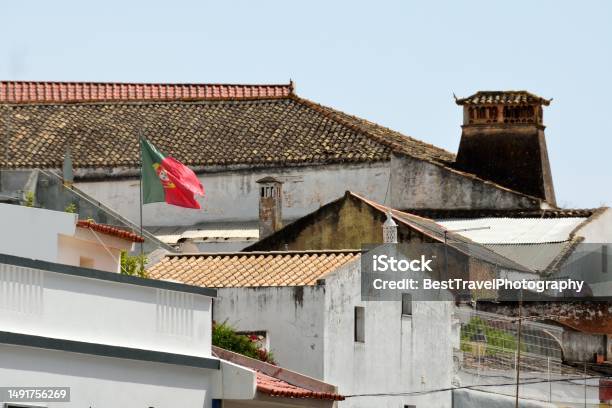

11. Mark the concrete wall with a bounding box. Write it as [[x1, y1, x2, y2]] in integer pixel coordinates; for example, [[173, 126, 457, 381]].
[[456, 370, 600, 407], [452, 388, 555, 408], [562, 330, 605, 362], [75, 162, 390, 226], [0, 343, 216, 408], [0, 261, 212, 357], [213, 286, 326, 379], [389, 154, 540, 210], [0, 203, 76, 262], [323, 260, 454, 408]]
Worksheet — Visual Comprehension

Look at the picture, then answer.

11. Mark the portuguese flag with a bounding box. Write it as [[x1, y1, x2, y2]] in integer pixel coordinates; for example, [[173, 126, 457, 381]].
[[141, 138, 205, 209]]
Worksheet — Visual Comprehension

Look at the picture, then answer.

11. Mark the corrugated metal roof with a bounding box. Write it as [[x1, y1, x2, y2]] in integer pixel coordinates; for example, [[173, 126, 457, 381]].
[[484, 243, 569, 272], [352, 194, 532, 272], [156, 229, 260, 245], [436, 218, 586, 244]]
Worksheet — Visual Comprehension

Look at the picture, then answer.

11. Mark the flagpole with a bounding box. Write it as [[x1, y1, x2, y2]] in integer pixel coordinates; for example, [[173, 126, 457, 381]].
[[138, 131, 144, 257]]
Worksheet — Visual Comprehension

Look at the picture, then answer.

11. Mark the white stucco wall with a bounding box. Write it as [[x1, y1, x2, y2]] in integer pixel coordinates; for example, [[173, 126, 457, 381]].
[[213, 286, 326, 379], [75, 163, 390, 226], [57, 228, 133, 273], [0, 203, 76, 262], [212, 258, 456, 408], [0, 343, 216, 408], [323, 259, 454, 408], [75, 157, 545, 229], [0, 262, 212, 357]]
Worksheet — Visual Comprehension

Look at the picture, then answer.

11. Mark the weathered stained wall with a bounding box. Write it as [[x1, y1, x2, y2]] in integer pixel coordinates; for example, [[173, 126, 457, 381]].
[[455, 125, 556, 204], [323, 260, 455, 408], [75, 154, 544, 230], [213, 285, 326, 379], [562, 329, 606, 362], [75, 162, 390, 227], [212, 259, 457, 408], [389, 154, 541, 210], [255, 196, 387, 251]]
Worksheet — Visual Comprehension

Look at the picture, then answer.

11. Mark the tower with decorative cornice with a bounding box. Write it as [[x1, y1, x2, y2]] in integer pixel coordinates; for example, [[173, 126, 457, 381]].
[[454, 91, 556, 205]]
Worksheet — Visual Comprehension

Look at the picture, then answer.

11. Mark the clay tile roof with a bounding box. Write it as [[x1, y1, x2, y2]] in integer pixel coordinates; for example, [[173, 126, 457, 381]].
[[0, 81, 455, 171], [0, 81, 292, 103], [147, 250, 360, 287], [256, 372, 345, 401], [76, 220, 145, 243], [455, 90, 551, 106]]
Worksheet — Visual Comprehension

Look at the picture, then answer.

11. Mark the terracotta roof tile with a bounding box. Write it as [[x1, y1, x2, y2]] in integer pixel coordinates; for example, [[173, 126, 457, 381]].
[[147, 250, 360, 287], [0, 82, 455, 171], [0, 81, 292, 103], [256, 372, 344, 401], [455, 91, 551, 106], [76, 220, 145, 243]]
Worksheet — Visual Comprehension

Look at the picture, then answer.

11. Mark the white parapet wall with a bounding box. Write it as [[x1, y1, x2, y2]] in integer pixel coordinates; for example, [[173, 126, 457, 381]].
[[0, 254, 260, 408]]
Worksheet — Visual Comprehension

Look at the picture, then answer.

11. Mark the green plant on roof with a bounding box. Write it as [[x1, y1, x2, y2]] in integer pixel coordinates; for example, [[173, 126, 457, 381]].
[[212, 321, 275, 364], [24, 191, 35, 207], [64, 202, 77, 213], [120, 251, 148, 278]]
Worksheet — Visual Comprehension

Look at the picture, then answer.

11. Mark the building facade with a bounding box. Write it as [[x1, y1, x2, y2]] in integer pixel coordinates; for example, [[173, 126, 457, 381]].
[[149, 250, 458, 408]]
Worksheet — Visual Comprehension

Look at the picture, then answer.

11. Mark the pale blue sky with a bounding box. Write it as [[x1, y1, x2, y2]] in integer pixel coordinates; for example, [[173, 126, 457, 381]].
[[1, 0, 610, 207]]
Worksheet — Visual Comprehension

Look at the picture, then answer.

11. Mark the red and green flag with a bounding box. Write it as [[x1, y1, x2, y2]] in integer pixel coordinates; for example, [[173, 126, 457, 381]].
[[141, 138, 205, 209]]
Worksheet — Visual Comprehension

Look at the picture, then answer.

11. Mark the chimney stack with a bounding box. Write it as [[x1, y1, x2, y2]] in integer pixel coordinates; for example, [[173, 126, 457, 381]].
[[454, 91, 556, 205], [256, 176, 283, 239]]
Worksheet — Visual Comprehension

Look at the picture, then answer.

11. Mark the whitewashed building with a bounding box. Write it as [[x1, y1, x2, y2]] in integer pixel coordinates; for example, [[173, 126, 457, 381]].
[[0, 202, 143, 272], [0, 204, 345, 408], [148, 250, 457, 408], [0, 250, 252, 407]]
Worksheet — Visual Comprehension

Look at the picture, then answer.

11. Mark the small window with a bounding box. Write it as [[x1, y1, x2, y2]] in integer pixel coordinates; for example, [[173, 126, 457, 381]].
[[401, 293, 412, 316], [354, 306, 365, 343], [79, 256, 94, 268], [404, 405, 416, 408], [603, 245, 608, 273]]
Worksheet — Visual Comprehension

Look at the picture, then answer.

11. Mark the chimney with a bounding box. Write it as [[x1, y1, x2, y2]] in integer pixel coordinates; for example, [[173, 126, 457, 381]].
[[256, 176, 283, 239], [454, 91, 556, 205]]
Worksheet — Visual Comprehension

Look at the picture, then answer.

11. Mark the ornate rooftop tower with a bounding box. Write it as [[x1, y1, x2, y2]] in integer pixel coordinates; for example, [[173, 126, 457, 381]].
[[454, 91, 556, 205]]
